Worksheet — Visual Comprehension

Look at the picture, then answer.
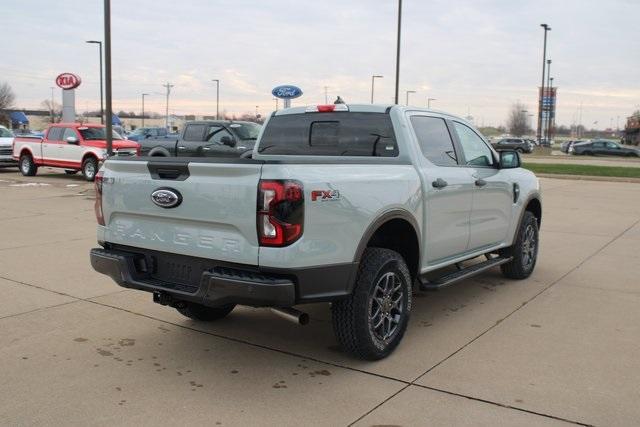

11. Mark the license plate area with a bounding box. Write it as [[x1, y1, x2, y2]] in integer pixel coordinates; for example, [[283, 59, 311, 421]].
[[151, 254, 206, 292]]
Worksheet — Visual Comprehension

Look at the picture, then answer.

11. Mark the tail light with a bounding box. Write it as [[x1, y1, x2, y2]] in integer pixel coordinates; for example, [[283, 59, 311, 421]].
[[257, 180, 304, 246], [94, 171, 105, 226]]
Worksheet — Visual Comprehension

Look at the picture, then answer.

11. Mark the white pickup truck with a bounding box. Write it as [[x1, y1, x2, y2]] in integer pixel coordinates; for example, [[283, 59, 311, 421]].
[[0, 125, 16, 168], [90, 104, 541, 360], [13, 123, 139, 181]]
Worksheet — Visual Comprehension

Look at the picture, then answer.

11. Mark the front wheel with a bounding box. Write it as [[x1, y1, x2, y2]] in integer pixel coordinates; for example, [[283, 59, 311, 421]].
[[500, 211, 539, 279], [81, 157, 98, 181], [19, 153, 37, 176], [331, 248, 412, 360]]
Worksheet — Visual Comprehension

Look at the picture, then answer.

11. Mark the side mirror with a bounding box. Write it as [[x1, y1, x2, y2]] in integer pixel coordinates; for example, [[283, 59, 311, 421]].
[[499, 150, 521, 169], [220, 135, 236, 147], [66, 136, 79, 145]]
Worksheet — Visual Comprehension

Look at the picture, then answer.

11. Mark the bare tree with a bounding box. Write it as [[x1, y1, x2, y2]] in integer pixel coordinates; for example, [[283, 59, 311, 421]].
[[507, 102, 528, 136], [41, 99, 62, 123], [0, 82, 16, 126]]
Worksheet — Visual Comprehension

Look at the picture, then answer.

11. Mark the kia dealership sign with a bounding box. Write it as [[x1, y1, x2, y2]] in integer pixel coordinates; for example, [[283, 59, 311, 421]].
[[55, 73, 81, 90]]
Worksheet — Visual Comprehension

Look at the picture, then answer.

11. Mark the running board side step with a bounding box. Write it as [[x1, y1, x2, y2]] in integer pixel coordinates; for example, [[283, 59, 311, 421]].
[[419, 256, 512, 291]]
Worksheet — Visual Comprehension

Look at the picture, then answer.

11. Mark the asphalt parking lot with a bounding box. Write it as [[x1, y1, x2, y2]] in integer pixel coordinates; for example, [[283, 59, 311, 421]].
[[1, 167, 639, 426]]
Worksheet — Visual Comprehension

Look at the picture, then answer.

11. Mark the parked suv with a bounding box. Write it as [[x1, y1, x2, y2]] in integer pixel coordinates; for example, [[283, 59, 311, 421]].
[[90, 104, 541, 360], [492, 138, 534, 153]]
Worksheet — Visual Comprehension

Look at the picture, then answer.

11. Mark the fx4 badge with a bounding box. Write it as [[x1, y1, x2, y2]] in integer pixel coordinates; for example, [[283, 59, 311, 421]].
[[311, 189, 341, 202]]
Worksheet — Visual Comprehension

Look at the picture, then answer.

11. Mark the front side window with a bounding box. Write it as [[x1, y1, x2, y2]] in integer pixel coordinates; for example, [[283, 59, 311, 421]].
[[606, 142, 619, 149], [410, 116, 457, 166], [229, 122, 261, 141], [453, 122, 494, 167], [206, 126, 233, 145], [62, 128, 78, 140]]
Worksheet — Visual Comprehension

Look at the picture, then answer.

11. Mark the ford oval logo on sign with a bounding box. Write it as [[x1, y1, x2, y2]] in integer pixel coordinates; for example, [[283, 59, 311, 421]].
[[56, 73, 82, 90], [151, 188, 182, 209], [272, 85, 303, 99]]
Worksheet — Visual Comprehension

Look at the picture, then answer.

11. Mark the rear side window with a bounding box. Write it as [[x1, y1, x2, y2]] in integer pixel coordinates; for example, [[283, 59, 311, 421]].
[[183, 124, 206, 141], [258, 113, 397, 156], [410, 116, 457, 166], [47, 128, 62, 141]]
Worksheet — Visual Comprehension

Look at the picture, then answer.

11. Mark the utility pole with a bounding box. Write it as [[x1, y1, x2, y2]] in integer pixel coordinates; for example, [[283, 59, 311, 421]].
[[103, 0, 113, 155], [370, 75, 383, 103], [163, 82, 174, 130], [578, 101, 583, 138], [324, 86, 329, 104], [141, 93, 148, 127], [394, 0, 402, 104], [211, 79, 220, 120], [537, 24, 551, 144]]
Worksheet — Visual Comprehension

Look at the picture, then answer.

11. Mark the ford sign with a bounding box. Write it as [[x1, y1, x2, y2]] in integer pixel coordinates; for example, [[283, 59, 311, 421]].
[[272, 85, 303, 100], [55, 73, 82, 90], [151, 188, 182, 209]]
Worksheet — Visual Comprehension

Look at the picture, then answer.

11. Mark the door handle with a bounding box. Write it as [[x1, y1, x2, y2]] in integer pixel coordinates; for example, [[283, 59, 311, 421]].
[[432, 178, 448, 189], [475, 179, 487, 187], [202, 147, 211, 150], [177, 146, 186, 150]]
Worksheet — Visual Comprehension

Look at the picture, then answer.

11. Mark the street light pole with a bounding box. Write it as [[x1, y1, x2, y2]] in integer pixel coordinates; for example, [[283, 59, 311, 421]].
[[394, 0, 402, 104], [86, 40, 104, 124], [405, 90, 415, 106], [324, 86, 329, 104], [162, 82, 174, 130], [537, 24, 551, 144], [141, 93, 148, 127], [211, 79, 220, 120], [427, 97, 436, 109], [371, 75, 383, 104], [50, 87, 55, 123], [102, 0, 112, 155]]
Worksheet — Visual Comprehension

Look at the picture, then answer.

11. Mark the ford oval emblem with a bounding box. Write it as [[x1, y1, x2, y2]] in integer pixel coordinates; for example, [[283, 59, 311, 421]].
[[151, 188, 182, 209], [272, 85, 303, 100]]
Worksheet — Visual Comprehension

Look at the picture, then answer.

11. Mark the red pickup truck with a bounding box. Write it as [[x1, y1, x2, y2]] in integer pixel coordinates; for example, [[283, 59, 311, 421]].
[[13, 123, 139, 181]]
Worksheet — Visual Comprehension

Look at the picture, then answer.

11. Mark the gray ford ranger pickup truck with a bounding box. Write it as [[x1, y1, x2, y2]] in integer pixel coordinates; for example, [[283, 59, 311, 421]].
[[90, 104, 541, 360]]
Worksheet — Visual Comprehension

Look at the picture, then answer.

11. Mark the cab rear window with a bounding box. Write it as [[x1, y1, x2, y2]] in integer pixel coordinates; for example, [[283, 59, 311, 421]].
[[258, 112, 398, 156]]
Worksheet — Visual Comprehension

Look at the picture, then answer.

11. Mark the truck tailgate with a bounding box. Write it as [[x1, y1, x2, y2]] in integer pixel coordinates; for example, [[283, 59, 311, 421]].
[[100, 159, 262, 265]]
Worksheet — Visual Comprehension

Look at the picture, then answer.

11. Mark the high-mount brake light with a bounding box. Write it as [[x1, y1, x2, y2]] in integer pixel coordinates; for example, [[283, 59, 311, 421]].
[[306, 104, 349, 113], [94, 171, 105, 226], [257, 180, 304, 247]]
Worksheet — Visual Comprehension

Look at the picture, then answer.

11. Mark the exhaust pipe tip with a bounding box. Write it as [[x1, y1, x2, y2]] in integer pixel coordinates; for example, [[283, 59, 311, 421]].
[[271, 307, 309, 325]]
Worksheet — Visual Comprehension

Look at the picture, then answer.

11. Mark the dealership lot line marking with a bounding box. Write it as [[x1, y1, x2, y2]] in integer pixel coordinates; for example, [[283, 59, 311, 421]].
[[411, 216, 640, 385]]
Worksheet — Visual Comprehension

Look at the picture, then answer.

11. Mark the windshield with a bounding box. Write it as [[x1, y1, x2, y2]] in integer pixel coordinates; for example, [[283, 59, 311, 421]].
[[78, 127, 123, 140], [0, 127, 14, 138], [230, 122, 261, 140]]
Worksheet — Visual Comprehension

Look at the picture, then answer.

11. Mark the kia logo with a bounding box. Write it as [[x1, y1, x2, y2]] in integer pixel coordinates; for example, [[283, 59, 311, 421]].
[[55, 73, 82, 90], [151, 188, 182, 208]]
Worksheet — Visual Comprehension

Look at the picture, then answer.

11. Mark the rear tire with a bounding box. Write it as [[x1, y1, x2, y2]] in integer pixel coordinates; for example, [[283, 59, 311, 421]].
[[500, 211, 539, 279], [81, 157, 98, 181], [19, 153, 37, 176], [331, 248, 412, 360], [176, 302, 236, 321]]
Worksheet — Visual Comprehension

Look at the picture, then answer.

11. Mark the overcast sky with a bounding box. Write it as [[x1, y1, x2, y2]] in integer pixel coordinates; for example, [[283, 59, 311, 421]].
[[2, 0, 639, 128]]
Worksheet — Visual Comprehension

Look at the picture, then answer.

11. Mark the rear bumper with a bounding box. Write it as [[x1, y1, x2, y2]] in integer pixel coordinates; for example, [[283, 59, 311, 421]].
[[90, 245, 357, 307]]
